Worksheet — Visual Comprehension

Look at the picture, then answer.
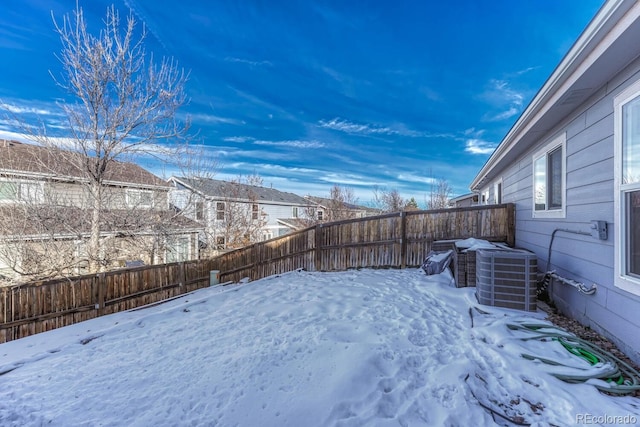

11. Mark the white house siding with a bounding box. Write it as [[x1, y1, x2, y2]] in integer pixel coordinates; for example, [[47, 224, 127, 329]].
[[497, 57, 640, 363], [261, 203, 302, 226]]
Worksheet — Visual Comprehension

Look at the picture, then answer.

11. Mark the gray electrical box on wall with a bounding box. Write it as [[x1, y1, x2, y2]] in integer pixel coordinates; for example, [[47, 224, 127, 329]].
[[590, 220, 608, 240]]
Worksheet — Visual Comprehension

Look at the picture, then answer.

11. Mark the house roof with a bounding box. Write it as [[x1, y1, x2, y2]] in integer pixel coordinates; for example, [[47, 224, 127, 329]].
[[470, 0, 640, 191], [0, 140, 169, 189], [304, 195, 382, 214], [276, 218, 313, 231], [449, 193, 477, 203], [172, 176, 311, 205]]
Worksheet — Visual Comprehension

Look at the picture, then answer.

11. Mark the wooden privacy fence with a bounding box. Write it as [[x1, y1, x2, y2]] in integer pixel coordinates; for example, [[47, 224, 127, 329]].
[[0, 203, 514, 343], [0, 259, 219, 343], [216, 204, 514, 283]]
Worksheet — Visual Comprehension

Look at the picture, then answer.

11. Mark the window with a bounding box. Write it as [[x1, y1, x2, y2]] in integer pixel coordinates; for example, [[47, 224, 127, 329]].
[[126, 189, 153, 208], [494, 181, 502, 204], [614, 80, 640, 295], [166, 236, 190, 263], [252, 204, 259, 220], [292, 207, 298, 218], [0, 181, 18, 201], [216, 202, 225, 221], [532, 133, 566, 218], [317, 210, 324, 221], [74, 240, 89, 274], [195, 201, 204, 221], [0, 180, 43, 203], [215, 236, 225, 249]]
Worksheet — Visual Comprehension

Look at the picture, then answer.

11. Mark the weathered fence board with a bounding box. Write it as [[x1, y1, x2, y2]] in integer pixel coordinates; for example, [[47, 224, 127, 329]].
[[0, 204, 514, 343]]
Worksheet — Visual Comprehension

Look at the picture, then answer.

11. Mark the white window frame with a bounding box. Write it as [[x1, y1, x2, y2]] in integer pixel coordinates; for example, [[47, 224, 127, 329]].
[[614, 79, 640, 295], [195, 200, 205, 221], [292, 206, 299, 218], [126, 189, 154, 208], [0, 179, 44, 204], [0, 180, 19, 202], [493, 179, 503, 204], [166, 235, 191, 263], [531, 133, 566, 218], [216, 201, 225, 221]]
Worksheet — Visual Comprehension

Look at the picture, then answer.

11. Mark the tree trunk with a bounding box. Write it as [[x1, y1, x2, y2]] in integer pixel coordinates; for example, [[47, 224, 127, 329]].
[[89, 180, 102, 272]]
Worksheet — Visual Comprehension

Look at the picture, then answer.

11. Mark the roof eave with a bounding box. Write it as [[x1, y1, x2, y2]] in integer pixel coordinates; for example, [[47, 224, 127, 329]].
[[470, 0, 638, 191]]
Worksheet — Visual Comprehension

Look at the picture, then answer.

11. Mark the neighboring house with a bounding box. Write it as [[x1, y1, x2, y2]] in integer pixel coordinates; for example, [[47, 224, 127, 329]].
[[448, 193, 480, 208], [304, 196, 382, 222], [470, 0, 640, 364], [168, 177, 315, 252], [0, 140, 201, 281]]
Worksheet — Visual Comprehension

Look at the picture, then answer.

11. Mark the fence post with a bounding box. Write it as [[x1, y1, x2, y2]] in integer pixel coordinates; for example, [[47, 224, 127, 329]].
[[179, 262, 186, 291], [315, 224, 322, 272], [506, 203, 515, 247], [400, 211, 407, 268], [97, 272, 105, 317]]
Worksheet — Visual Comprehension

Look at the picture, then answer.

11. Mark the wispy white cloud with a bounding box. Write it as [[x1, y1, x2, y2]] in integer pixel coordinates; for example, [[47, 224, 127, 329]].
[[190, 113, 246, 125], [318, 118, 440, 138], [464, 128, 485, 138], [220, 162, 322, 179], [1, 103, 56, 116], [491, 79, 524, 105], [396, 174, 437, 185], [223, 136, 252, 143], [482, 79, 525, 122], [319, 118, 394, 135], [514, 66, 539, 76], [225, 57, 273, 67], [465, 139, 496, 155], [253, 139, 325, 149], [318, 172, 381, 187], [491, 107, 519, 121], [0, 129, 32, 143]]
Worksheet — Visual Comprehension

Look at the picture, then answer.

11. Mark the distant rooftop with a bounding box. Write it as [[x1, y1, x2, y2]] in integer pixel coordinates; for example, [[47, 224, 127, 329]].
[[173, 177, 311, 205], [305, 195, 381, 213], [0, 140, 168, 188]]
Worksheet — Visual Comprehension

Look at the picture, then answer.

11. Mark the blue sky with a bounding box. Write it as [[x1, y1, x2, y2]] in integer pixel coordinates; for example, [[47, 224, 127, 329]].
[[0, 1, 604, 205]]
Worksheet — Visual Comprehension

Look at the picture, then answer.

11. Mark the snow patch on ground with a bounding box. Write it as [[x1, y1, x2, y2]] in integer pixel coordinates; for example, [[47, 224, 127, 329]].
[[0, 268, 637, 426]]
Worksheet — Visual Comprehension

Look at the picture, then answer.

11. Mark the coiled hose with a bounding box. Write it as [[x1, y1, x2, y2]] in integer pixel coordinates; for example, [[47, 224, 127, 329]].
[[507, 321, 640, 395]]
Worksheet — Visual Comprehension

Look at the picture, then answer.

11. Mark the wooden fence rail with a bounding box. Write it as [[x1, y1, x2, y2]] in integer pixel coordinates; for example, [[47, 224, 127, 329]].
[[0, 204, 514, 343]]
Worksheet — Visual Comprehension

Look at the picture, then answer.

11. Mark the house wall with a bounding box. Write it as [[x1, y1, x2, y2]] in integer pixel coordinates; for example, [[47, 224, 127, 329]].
[[261, 203, 302, 226], [0, 230, 200, 284], [495, 55, 640, 364], [0, 177, 169, 211]]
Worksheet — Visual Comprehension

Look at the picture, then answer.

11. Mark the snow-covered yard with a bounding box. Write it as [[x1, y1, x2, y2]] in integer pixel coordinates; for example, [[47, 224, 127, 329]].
[[0, 268, 637, 426]]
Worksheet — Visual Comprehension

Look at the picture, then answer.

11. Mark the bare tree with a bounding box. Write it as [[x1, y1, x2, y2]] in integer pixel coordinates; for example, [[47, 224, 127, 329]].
[[426, 178, 452, 210], [0, 138, 204, 284], [372, 186, 405, 213], [33, 5, 191, 271], [300, 185, 359, 225], [326, 184, 358, 221], [218, 175, 268, 249], [0, 185, 87, 281]]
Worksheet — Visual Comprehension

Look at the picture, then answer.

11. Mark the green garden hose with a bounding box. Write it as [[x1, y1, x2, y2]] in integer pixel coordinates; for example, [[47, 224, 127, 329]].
[[506, 321, 640, 395]]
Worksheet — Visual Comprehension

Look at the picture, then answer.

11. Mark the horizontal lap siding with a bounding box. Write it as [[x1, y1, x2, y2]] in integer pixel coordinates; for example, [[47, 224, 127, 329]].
[[496, 59, 640, 362]]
